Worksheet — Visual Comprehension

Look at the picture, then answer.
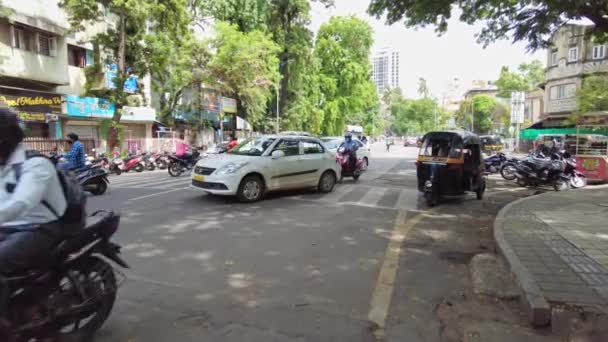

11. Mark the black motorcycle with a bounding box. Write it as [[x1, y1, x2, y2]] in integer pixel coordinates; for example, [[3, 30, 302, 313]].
[[513, 153, 569, 191], [50, 154, 110, 196], [168, 151, 200, 177], [484, 152, 507, 174], [0, 211, 128, 341]]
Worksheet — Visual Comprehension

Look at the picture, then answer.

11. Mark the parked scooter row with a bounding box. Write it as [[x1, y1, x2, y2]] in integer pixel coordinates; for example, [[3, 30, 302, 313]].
[[483, 151, 587, 191], [95, 152, 172, 175], [49, 152, 110, 196]]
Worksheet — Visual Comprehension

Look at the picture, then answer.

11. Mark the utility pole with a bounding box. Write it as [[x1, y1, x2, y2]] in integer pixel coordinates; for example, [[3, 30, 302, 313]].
[[470, 99, 475, 133]]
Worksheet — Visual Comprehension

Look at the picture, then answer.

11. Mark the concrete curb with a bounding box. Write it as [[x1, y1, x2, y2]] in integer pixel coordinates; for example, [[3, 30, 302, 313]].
[[493, 196, 552, 327]]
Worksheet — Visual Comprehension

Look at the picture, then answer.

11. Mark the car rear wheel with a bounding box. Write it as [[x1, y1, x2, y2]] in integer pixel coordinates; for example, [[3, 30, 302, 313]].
[[318, 171, 336, 193], [237, 175, 264, 202]]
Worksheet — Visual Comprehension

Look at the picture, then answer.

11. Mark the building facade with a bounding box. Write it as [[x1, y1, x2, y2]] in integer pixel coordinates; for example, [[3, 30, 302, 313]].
[[0, 0, 156, 148], [372, 48, 400, 94], [543, 24, 608, 125]]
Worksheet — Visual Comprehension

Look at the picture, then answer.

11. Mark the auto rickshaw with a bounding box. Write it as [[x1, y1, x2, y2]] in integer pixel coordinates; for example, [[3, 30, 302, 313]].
[[416, 131, 486, 206], [480, 135, 503, 154]]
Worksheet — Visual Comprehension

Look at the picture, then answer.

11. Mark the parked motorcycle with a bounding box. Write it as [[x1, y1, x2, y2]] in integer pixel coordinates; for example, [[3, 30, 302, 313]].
[[49, 154, 110, 196], [142, 152, 157, 171], [167, 151, 200, 177], [562, 152, 588, 189], [513, 153, 569, 191], [484, 152, 507, 174], [122, 154, 145, 173], [336, 146, 364, 182], [155, 152, 169, 170], [0, 210, 128, 341]]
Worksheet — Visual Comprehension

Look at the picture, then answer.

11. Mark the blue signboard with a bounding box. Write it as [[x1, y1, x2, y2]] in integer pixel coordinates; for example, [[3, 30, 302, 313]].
[[105, 64, 139, 93], [66, 95, 115, 118]]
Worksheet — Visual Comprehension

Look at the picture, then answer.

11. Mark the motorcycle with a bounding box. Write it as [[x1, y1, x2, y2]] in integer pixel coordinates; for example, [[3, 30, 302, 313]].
[[513, 153, 570, 191], [142, 153, 157, 171], [0, 210, 128, 341], [122, 154, 145, 173], [336, 146, 364, 182], [49, 154, 110, 196], [562, 152, 587, 189], [167, 151, 200, 177], [484, 152, 507, 174], [152, 153, 168, 170]]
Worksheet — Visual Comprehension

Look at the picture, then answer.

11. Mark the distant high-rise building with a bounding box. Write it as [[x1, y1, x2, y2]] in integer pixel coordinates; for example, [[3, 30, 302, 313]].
[[372, 49, 400, 93]]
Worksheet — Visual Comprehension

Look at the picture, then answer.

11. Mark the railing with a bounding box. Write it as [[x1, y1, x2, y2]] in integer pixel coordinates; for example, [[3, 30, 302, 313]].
[[23, 138, 97, 155]]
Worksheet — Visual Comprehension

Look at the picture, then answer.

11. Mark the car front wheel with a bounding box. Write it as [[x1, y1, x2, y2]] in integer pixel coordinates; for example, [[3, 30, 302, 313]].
[[237, 175, 264, 202]]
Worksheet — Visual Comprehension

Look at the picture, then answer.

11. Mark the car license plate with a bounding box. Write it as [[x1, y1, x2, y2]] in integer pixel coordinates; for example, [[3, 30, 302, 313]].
[[193, 174, 205, 182]]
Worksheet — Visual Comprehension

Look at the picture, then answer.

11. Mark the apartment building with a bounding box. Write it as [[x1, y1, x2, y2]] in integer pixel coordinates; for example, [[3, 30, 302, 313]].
[[0, 0, 155, 145], [372, 48, 400, 94], [543, 24, 608, 126]]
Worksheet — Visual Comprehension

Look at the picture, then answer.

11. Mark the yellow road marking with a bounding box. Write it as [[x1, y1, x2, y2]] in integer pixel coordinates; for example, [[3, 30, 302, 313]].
[[367, 208, 431, 340]]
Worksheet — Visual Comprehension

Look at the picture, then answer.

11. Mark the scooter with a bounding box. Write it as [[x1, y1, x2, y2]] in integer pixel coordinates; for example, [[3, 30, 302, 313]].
[[77, 163, 110, 195], [336, 146, 364, 182], [513, 153, 569, 191], [562, 152, 587, 188], [122, 154, 145, 173], [142, 152, 157, 171]]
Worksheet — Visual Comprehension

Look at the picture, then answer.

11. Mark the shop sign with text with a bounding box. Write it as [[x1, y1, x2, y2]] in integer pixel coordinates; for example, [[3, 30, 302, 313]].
[[66, 95, 115, 118], [0, 88, 62, 122]]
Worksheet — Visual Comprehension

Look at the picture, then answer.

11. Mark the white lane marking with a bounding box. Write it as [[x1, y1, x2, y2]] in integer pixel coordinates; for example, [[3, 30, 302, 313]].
[[126, 188, 186, 202], [357, 186, 387, 207], [368, 209, 431, 339], [115, 177, 189, 189]]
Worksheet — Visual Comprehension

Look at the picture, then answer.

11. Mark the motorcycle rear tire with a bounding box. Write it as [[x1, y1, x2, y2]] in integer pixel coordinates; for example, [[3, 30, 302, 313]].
[[147, 164, 156, 171], [516, 178, 527, 187], [157, 161, 168, 170], [134, 164, 144, 173], [113, 168, 122, 176], [168, 163, 182, 177], [553, 180, 569, 191]]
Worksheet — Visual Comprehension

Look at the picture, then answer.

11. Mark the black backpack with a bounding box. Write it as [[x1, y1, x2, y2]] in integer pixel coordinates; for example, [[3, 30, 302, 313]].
[[12, 150, 86, 232]]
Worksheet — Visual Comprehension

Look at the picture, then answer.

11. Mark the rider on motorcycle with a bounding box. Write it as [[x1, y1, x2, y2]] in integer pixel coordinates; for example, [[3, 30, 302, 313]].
[[0, 110, 67, 273], [58, 133, 86, 171], [176, 134, 193, 164], [343, 134, 359, 171]]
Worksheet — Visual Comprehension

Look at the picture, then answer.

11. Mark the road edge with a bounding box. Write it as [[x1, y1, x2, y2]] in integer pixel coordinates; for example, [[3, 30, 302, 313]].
[[493, 195, 552, 326]]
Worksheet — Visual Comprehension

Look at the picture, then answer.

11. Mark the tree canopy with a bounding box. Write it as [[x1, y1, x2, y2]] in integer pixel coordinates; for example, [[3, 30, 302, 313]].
[[455, 95, 508, 134], [578, 75, 608, 113], [389, 91, 450, 135], [314, 16, 379, 136], [494, 60, 545, 97], [368, 0, 608, 51]]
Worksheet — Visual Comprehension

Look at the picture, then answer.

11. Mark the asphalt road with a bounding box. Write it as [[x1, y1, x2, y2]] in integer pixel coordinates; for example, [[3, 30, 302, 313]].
[[88, 144, 550, 342]]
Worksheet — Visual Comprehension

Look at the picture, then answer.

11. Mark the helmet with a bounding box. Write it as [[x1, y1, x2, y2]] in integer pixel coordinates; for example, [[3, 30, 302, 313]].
[[344, 133, 352, 141], [0, 108, 25, 164]]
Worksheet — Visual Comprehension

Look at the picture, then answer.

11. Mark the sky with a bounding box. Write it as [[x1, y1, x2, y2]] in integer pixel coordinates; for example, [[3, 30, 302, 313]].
[[310, 0, 546, 100]]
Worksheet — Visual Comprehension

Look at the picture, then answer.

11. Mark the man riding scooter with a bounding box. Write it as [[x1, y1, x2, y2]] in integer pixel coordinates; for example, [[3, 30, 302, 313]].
[[343, 134, 359, 171]]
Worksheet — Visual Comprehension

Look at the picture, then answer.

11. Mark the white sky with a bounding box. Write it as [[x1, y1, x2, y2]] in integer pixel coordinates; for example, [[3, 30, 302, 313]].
[[310, 0, 546, 100]]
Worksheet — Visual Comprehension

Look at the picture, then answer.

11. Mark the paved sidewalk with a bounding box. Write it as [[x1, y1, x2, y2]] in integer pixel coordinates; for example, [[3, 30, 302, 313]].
[[494, 188, 608, 327]]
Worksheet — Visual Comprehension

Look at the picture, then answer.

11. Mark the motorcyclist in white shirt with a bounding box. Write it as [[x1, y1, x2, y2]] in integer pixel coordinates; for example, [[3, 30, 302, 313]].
[[0, 109, 67, 272]]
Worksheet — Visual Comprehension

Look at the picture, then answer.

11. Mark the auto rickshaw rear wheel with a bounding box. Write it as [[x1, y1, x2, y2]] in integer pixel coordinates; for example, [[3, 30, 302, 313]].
[[476, 180, 486, 200], [425, 191, 438, 207]]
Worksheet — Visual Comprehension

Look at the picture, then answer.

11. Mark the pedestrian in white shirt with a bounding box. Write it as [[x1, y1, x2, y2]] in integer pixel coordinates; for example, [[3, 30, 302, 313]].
[[0, 110, 66, 272]]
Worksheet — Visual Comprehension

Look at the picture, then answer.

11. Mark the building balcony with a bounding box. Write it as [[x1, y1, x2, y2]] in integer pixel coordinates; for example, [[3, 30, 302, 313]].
[[546, 59, 608, 81], [0, 41, 69, 86]]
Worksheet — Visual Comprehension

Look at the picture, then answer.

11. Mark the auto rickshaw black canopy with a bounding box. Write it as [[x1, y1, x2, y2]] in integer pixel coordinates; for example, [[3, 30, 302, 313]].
[[423, 130, 480, 145]]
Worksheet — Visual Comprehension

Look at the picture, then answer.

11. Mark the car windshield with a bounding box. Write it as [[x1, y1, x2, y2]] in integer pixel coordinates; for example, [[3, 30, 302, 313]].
[[228, 137, 276, 156], [321, 138, 342, 150]]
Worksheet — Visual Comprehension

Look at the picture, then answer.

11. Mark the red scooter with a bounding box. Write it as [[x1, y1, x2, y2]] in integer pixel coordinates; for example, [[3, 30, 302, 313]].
[[336, 146, 364, 182], [122, 153, 145, 173]]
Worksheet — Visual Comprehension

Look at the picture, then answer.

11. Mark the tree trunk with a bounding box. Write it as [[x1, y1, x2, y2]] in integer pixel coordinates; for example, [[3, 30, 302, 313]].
[[108, 13, 127, 151]]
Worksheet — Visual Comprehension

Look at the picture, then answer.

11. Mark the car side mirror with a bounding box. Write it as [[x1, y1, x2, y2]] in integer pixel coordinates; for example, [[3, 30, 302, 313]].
[[271, 150, 285, 159]]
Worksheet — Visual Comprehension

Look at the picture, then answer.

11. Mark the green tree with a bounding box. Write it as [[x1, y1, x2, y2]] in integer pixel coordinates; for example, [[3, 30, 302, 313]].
[[391, 97, 448, 135], [314, 16, 378, 135], [455, 95, 503, 134], [205, 22, 281, 127], [368, 0, 608, 51], [60, 0, 191, 149], [495, 60, 545, 97], [578, 75, 608, 113]]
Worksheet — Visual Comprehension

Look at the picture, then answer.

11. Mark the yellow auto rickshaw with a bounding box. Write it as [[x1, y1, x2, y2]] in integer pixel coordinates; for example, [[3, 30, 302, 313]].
[[416, 131, 486, 206], [480, 135, 503, 154]]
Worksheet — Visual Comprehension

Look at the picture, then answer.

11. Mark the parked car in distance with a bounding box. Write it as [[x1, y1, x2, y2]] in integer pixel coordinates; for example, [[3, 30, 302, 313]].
[[404, 136, 418, 146], [191, 135, 340, 202], [320, 136, 371, 170]]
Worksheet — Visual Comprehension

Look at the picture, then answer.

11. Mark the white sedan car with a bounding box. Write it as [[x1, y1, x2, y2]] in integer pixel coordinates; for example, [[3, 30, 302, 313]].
[[320, 136, 371, 169], [191, 135, 340, 202]]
